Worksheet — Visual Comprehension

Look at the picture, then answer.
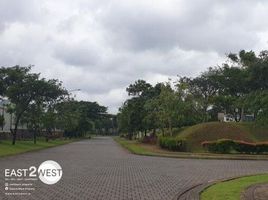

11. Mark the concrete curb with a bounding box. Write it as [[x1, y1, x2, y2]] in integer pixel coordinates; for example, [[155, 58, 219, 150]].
[[241, 183, 268, 200], [176, 175, 258, 200]]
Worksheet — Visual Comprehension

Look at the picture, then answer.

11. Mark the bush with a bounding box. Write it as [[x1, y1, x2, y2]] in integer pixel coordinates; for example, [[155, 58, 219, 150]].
[[141, 135, 157, 144], [234, 140, 255, 154], [119, 133, 126, 138], [256, 142, 268, 153], [202, 139, 268, 154], [158, 136, 187, 151]]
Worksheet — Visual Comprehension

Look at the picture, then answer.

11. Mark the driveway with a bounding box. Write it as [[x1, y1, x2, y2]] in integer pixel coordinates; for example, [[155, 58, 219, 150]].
[[1, 137, 268, 200]]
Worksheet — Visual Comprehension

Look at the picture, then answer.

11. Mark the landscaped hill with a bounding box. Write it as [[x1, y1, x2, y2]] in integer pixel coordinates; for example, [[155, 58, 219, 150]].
[[176, 122, 268, 152]]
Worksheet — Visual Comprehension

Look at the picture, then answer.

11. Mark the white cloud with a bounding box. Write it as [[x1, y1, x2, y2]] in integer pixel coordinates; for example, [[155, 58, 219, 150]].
[[1, 0, 268, 113]]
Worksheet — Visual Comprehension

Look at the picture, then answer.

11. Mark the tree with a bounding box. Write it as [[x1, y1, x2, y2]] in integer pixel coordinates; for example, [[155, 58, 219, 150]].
[[118, 80, 154, 137], [42, 108, 58, 142], [143, 98, 159, 136], [154, 83, 184, 136], [0, 115, 4, 128], [243, 91, 268, 125], [0, 66, 67, 144], [56, 100, 108, 137], [21, 102, 43, 144], [126, 79, 153, 97]]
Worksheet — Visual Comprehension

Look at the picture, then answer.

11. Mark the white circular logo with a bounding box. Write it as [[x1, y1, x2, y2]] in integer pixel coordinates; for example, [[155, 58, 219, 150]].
[[38, 160, 63, 185]]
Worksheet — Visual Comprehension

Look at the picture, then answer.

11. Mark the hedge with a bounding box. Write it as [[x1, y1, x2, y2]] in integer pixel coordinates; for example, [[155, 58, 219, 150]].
[[202, 139, 268, 154], [158, 136, 187, 151]]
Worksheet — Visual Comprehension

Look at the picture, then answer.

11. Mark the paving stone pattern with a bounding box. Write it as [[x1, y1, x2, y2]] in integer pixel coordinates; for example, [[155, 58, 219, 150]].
[[242, 183, 268, 200], [1, 137, 268, 200]]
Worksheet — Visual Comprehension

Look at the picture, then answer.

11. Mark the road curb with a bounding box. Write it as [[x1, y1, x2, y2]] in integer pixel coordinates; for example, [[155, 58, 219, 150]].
[[175, 175, 260, 200]]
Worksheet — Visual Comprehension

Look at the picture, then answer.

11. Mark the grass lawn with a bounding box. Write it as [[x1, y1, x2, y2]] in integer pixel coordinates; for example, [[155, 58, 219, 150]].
[[0, 138, 78, 157], [201, 174, 268, 200], [114, 137, 152, 155], [114, 137, 268, 160]]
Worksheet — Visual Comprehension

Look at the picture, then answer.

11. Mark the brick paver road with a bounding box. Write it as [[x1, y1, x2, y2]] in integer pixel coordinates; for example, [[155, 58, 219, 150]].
[[1, 137, 268, 200]]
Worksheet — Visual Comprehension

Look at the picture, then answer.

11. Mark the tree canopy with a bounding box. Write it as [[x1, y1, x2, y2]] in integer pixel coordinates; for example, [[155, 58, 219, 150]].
[[118, 50, 268, 138], [0, 65, 113, 144]]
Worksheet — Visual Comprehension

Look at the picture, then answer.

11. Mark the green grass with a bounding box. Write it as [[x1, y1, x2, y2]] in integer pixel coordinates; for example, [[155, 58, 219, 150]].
[[114, 137, 268, 160], [176, 122, 268, 152], [114, 137, 152, 155], [0, 138, 78, 157], [201, 174, 268, 200]]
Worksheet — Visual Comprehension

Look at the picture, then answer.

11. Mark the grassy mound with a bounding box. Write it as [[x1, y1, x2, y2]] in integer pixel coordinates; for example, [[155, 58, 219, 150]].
[[176, 122, 268, 152]]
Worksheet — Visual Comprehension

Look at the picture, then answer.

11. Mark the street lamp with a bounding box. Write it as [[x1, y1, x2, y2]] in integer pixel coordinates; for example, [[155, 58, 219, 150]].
[[69, 89, 81, 93]]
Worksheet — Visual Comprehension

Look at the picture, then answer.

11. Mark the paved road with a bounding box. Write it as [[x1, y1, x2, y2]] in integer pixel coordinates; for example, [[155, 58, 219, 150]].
[[1, 137, 268, 200], [242, 183, 268, 200]]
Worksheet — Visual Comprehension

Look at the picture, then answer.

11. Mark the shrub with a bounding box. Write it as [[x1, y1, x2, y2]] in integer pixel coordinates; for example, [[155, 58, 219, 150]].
[[202, 139, 268, 154], [202, 139, 235, 153], [141, 135, 157, 144], [158, 136, 187, 151], [233, 140, 256, 154], [255, 142, 268, 154]]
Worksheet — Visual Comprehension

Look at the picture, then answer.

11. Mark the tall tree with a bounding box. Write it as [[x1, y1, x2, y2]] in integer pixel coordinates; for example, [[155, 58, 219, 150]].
[[0, 66, 67, 144]]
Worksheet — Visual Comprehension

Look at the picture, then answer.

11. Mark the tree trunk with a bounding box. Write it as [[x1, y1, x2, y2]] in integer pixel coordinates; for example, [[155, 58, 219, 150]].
[[168, 118, 172, 136], [11, 111, 24, 145], [128, 132, 133, 140], [161, 128, 165, 136], [11, 128, 17, 145], [11, 120, 19, 145], [152, 128, 156, 137], [33, 130, 37, 144]]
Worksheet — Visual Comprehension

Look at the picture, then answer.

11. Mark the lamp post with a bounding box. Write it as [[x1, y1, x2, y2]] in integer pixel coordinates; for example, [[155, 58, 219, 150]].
[[69, 89, 81, 93]]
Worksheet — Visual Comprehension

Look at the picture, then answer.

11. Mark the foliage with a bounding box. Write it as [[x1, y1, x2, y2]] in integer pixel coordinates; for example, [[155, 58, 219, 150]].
[[158, 136, 187, 151], [202, 139, 268, 154], [0, 65, 67, 144], [0, 65, 113, 144], [0, 115, 4, 127], [202, 139, 235, 153], [118, 49, 268, 140]]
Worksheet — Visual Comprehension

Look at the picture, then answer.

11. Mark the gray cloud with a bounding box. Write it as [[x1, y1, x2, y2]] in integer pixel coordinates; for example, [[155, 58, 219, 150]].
[[54, 42, 101, 67], [98, 0, 268, 53], [0, 0, 42, 32], [1, 0, 268, 113]]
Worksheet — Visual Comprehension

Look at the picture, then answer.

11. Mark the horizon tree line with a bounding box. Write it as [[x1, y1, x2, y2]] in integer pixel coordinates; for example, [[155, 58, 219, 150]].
[[0, 65, 115, 145], [117, 50, 268, 138]]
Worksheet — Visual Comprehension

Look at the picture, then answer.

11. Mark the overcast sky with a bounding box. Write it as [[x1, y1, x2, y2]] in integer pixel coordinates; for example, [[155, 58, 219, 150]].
[[1, 0, 268, 113]]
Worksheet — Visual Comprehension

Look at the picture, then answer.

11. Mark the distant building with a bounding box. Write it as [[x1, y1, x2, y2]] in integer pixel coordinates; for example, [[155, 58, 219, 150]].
[[0, 99, 13, 132], [0, 99, 26, 133], [242, 114, 255, 122], [218, 112, 255, 122], [218, 113, 235, 122]]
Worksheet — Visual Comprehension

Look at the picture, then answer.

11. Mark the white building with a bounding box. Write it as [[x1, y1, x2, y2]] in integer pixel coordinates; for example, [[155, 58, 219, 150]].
[[0, 99, 13, 132], [0, 99, 26, 133], [218, 112, 235, 122]]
